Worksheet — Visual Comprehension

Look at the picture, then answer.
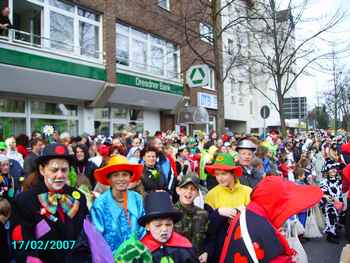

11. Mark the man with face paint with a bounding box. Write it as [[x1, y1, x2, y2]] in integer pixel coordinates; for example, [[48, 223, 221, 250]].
[[139, 191, 197, 263], [11, 144, 92, 263], [237, 139, 262, 189]]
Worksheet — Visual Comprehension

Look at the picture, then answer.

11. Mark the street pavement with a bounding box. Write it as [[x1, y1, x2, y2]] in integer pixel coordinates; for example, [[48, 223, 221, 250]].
[[303, 234, 347, 263]]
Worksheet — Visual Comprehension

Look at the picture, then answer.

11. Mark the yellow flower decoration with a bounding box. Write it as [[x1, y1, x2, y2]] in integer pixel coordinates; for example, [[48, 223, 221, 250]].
[[216, 156, 225, 162], [72, 191, 81, 200]]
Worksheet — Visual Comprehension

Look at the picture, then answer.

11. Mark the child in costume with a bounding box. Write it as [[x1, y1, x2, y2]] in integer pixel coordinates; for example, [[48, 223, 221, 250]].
[[174, 174, 209, 263], [320, 159, 344, 243], [139, 191, 198, 263], [219, 176, 323, 263], [204, 153, 252, 262], [91, 155, 145, 252]]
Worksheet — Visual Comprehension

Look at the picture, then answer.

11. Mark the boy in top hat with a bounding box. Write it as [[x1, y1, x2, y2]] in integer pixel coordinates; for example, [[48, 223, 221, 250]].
[[174, 173, 209, 263], [91, 155, 145, 252], [139, 191, 198, 263], [204, 153, 252, 262]]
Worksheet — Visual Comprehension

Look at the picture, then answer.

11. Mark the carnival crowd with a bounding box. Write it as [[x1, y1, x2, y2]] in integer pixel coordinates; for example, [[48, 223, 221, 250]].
[[0, 128, 349, 263]]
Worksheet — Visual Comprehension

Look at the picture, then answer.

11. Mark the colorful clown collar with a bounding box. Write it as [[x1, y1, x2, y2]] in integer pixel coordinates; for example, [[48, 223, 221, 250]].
[[37, 190, 80, 220]]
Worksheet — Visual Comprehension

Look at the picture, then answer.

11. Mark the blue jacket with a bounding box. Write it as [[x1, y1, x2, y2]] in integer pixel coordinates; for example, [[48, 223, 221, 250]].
[[90, 189, 145, 252]]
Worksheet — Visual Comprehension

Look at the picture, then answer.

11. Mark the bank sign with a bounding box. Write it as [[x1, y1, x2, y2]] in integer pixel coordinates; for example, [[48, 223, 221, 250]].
[[117, 72, 183, 96], [197, 92, 217, 109]]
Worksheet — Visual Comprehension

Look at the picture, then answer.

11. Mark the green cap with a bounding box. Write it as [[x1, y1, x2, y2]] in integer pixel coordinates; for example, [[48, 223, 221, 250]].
[[178, 173, 201, 190], [0, 141, 6, 150]]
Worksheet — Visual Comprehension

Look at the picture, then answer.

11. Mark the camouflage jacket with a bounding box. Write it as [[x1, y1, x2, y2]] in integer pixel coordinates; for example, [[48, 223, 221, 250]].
[[174, 202, 209, 255]]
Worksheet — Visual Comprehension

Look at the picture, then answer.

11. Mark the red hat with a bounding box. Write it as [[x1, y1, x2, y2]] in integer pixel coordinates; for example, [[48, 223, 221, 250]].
[[343, 164, 350, 185], [341, 143, 350, 155], [98, 144, 110, 157], [205, 153, 243, 177], [250, 176, 323, 229], [94, 155, 143, 185]]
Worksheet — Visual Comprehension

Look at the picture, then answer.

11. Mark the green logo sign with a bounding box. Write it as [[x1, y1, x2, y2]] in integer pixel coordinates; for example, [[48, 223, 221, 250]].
[[186, 64, 210, 88], [190, 67, 206, 85]]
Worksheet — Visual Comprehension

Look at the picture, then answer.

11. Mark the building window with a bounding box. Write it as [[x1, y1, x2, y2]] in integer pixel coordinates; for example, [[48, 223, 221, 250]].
[[228, 39, 233, 55], [0, 98, 80, 138], [199, 23, 213, 44], [116, 22, 180, 80], [30, 101, 79, 135], [94, 107, 144, 136], [11, 0, 102, 60], [203, 67, 215, 90], [158, 0, 170, 11]]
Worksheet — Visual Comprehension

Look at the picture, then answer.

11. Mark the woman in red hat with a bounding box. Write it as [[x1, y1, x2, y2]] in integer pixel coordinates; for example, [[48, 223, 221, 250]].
[[91, 155, 145, 252], [219, 176, 323, 263]]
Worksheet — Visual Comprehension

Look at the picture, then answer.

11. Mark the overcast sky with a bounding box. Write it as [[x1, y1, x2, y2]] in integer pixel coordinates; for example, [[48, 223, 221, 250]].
[[278, 0, 350, 109]]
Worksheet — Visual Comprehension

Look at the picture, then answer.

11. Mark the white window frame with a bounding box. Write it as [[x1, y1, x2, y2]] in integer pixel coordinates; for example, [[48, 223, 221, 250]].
[[9, 0, 102, 62], [202, 67, 215, 91], [158, 0, 170, 11], [116, 22, 181, 80], [199, 22, 213, 44], [93, 106, 145, 136], [0, 97, 80, 136]]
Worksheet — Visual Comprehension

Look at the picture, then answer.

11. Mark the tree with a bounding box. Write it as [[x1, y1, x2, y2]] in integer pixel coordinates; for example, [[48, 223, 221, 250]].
[[240, 0, 345, 135], [136, 0, 251, 135], [309, 105, 329, 129]]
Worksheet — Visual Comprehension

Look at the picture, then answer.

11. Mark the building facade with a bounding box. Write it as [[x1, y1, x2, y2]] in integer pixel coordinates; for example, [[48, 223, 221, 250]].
[[222, 0, 300, 134], [0, 0, 215, 138]]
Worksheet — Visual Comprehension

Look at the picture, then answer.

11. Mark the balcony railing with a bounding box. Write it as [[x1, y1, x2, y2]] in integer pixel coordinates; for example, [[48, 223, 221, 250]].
[[0, 29, 103, 64]]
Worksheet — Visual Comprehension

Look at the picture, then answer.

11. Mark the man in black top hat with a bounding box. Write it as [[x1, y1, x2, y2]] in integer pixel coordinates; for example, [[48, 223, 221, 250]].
[[139, 191, 198, 263], [11, 144, 92, 263]]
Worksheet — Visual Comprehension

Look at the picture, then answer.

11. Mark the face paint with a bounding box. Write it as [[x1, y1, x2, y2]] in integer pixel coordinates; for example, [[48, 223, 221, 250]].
[[42, 159, 69, 191]]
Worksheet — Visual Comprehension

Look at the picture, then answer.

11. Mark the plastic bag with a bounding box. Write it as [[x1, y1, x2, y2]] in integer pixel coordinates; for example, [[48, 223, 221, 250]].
[[313, 206, 325, 231], [286, 221, 308, 263], [304, 209, 322, 238]]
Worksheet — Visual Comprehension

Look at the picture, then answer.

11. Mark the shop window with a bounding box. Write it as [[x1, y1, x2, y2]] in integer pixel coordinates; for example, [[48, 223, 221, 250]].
[[94, 121, 109, 136], [129, 109, 143, 121], [113, 123, 127, 134], [0, 99, 25, 113], [111, 108, 128, 119], [30, 101, 77, 116], [31, 118, 78, 136], [0, 117, 26, 138]]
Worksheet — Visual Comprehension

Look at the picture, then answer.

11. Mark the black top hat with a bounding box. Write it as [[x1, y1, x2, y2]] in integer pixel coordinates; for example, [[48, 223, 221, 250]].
[[36, 144, 73, 166], [138, 192, 182, 227]]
